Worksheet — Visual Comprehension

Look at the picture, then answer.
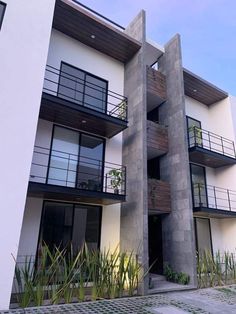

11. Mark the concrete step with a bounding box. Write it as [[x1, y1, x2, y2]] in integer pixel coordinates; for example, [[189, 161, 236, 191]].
[[150, 274, 166, 282], [148, 274, 196, 293], [148, 281, 196, 294]]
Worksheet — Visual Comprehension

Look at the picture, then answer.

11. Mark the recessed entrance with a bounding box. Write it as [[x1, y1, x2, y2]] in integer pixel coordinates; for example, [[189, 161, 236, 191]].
[[148, 215, 163, 274]]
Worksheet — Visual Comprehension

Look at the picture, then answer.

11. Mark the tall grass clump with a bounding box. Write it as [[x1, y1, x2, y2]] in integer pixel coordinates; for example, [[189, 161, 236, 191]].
[[13, 243, 145, 308], [196, 249, 236, 288]]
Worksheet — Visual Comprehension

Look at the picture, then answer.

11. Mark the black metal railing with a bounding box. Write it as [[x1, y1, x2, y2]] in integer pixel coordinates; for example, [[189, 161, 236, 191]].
[[188, 126, 236, 159], [30, 146, 126, 196], [193, 183, 236, 212], [72, 1, 125, 30], [43, 65, 128, 121]]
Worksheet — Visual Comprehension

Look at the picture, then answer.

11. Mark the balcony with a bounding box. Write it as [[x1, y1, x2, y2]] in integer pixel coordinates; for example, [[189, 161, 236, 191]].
[[188, 126, 236, 168], [147, 66, 166, 112], [147, 120, 168, 159], [28, 146, 126, 205], [148, 179, 171, 214], [39, 65, 128, 139], [192, 183, 236, 218]]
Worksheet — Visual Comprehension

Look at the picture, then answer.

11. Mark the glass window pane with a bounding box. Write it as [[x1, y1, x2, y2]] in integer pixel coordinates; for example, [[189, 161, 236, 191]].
[[85, 206, 100, 249], [187, 117, 202, 147], [84, 75, 107, 112], [77, 134, 104, 191], [74, 205, 100, 251], [195, 218, 212, 254], [39, 203, 101, 256], [41, 202, 73, 251], [48, 126, 79, 187], [191, 164, 207, 207], [58, 63, 85, 104]]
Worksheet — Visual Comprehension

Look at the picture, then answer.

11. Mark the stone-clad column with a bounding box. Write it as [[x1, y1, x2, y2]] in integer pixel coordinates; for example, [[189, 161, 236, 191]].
[[158, 34, 197, 285], [120, 11, 149, 294]]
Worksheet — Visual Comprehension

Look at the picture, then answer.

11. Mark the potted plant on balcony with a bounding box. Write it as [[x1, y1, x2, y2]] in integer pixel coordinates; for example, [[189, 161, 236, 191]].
[[188, 125, 202, 146], [108, 168, 123, 194], [117, 100, 127, 120]]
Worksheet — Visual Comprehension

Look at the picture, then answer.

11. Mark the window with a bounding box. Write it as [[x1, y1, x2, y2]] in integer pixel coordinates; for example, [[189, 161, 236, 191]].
[[39, 201, 101, 253], [194, 218, 212, 254], [47, 125, 105, 191], [187, 116, 202, 147], [0, 2, 6, 30], [190, 164, 208, 208], [58, 62, 108, 113]]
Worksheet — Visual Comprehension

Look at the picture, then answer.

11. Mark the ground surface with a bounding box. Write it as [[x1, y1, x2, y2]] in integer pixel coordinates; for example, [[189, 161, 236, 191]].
[[1, 285, 236, 314]]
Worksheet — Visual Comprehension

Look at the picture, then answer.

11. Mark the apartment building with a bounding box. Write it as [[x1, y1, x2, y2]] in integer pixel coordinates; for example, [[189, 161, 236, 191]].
[[0, 0, 236, 310]]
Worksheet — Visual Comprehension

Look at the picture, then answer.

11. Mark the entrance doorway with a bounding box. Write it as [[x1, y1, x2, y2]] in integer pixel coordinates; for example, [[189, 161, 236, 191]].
[[148, 215, 163, 274]]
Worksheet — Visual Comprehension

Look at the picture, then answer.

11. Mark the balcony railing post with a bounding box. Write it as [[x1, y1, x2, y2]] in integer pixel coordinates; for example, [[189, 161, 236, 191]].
[[66, 154, 71, 187], [124, 166, 126, 195], [198, 183, 202, 207], [194, 126, 197, 146], [105, 173, 108, 193], [233, 141, 236, 158], [208, 131, 211, 150], [221, 137, 224, 155], [213, 186, 217, 209], [227, 189, 231, 211]]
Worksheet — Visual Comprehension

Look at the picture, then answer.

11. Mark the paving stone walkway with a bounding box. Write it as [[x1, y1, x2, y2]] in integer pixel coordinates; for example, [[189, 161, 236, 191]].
[[1, 285, 236, 314]]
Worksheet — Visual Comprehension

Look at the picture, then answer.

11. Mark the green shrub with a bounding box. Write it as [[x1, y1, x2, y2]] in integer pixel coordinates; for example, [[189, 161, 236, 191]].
[[196, 249, 236, 288], [164, 264, 190, 285], [13, 244, 145, 307]]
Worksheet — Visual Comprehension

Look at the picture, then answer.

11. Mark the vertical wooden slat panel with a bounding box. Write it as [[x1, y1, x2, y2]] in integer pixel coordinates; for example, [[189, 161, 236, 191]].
[[147, 120, 168, 156], [148, 179, 171, 213], [147, 66, 166, 100]]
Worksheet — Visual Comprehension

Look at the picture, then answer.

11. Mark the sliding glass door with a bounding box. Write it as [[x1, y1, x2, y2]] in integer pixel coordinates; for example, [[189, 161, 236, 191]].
[[40, 201, 101, 252], [58, 62, 107, 113], [47, 126, 104, 191]]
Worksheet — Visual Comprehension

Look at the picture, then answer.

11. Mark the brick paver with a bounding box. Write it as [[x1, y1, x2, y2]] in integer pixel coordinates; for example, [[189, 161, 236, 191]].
[[1, 285, 236, 314]]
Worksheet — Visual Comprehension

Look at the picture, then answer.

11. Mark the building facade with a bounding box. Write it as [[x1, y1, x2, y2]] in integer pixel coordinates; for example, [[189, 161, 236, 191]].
[[0, 0, 236, 310]]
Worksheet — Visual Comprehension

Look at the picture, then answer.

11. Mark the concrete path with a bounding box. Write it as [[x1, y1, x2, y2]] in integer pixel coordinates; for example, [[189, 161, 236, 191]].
[[1, 285, 236, 314]]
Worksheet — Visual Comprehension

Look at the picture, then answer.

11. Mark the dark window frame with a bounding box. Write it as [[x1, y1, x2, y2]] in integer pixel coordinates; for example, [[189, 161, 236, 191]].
[[0, 1, 6, 30], [46, 124, 106, 192], [58, 61, 108, 114]]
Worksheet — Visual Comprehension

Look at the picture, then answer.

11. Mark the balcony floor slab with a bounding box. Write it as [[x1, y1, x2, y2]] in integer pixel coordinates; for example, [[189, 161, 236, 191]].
[[28, 182, 125, 205], [193, 206, 236, 218], [189, 146, 236, 168]]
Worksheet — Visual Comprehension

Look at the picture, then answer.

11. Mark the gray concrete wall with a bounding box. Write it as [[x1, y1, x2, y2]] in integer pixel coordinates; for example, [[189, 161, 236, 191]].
[[121, 11, 149, 294], [158, 35, 197, 286]]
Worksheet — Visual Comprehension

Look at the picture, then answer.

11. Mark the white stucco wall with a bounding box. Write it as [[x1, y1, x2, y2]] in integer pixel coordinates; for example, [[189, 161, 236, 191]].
[[211, 218, 236, 253], [18, 28, 125, 261], [186, 96, 236, 253], [0, 1, 55, 310], [185, 96, 234, 138], [45, 30, 124, 252], [17, 198, 43, 260], [185, 96, 236, 191]]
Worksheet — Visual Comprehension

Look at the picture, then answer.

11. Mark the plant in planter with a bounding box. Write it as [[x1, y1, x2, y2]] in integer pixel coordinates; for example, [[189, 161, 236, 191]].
[[188, 125, 202, 146], [117, 100, 127, 120], [108, 169, 123, 194]]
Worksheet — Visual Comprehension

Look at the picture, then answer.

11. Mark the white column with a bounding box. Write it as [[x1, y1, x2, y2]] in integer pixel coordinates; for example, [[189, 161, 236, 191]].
[[0, 0, 55, 309]]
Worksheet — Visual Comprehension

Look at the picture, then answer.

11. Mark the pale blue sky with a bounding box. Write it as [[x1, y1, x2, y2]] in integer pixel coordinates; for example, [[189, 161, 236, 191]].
[[82, 0, 236, 95]]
